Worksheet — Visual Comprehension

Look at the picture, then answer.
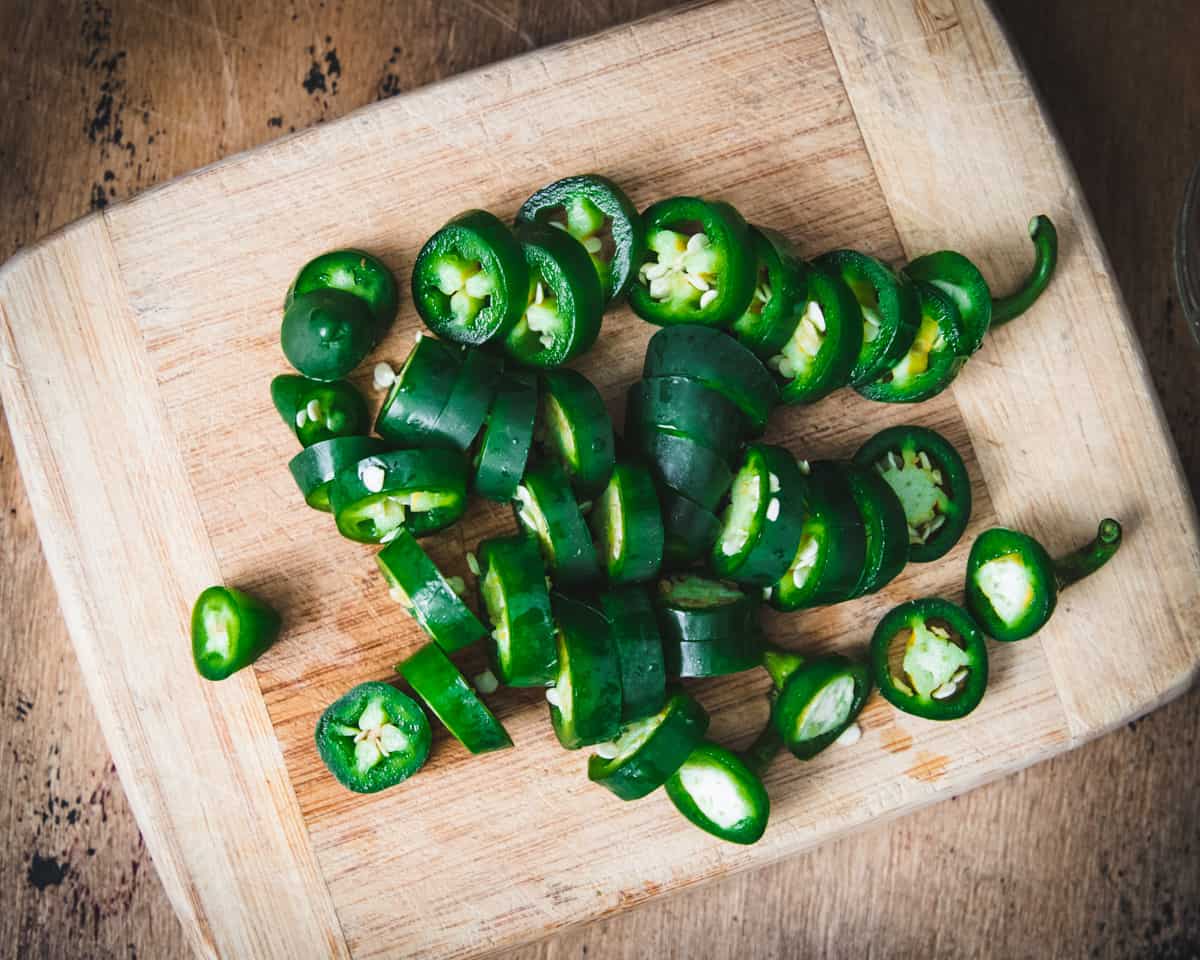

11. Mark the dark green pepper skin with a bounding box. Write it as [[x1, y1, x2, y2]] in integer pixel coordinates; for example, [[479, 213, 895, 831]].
[[287, 436, 389, 512], [762, 649, 873, 760], [412, 209, 530, 345], [903, 250, 991, 355], [965, 519, 1122, 642], [505, 222, 605, 367], [871, 598, 988, 721], [516, 174, 644, 304], [991, 215, 1058, 326], [191, 586, 281, 681], [854, 425, 972, 564], [732, 226, 811, 359], [816, 249, 922, 386], [281, 288, 376, 381], [270, 374, 369, 447], [314, 681, 431, 793], [286, 249, 398, 340], [630, 196, 756, 329], [842, 462, 909, 597], [664, 742, 769, 845]]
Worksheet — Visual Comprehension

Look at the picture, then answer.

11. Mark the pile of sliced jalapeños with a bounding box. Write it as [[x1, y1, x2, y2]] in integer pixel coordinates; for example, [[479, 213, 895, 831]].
[[188, 173, 1123, 845]]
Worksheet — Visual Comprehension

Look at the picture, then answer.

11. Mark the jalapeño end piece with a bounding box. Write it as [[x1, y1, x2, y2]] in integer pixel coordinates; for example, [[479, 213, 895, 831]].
[[412, 209, 529, 345], [991, 215, 1059, 326], [871, 597, 988, 721], [630, 196, 756, 329], [315, 681, 431, 793], [281, 288, 377, 381], [516, 174, 645, 304], [665, 742, 770, 845], [853, 425, 972, 563], [191, 586, 281, 681]]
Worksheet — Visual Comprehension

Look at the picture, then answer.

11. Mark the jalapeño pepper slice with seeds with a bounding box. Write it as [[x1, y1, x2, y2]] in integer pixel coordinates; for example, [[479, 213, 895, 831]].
[[590, 462, 664, 585], [965, 518, 1122, 642], [766, 262, 863, 405], [378, 528, 485, 654], [815, 249, 922, 387], [513, 459, 601, 586], [855, 281, 967, 404], [504, 222, 605, 367], [374, 334, 463, 446], [903, 251, 991, 356], [315, 681, 431, 793], [761, 648, 873, 760], [665, 741, 770, 845], [288, 436, 388, 512], [588, 690, 709, 801], [286, 249, 399, 340], [547, 592, 623, 749], [516, 174, 645, 304], [473, 371, 537, 503], [330, 447, 468, 543], [477, 533, 559, 687], [769, 461, 866, 611], [871, 598, 988, 721], [398, 643, 513, 754], [854, 425, 972, 563], [412, 210, 529, 345], [843, 462, 909, 597], [641, 324, 778, 432], [538, 367, 616, 497], [271, 374, 370, 448], [712, 444, 807, 587], [191, 586, 281, 681], [281, 288, 377, 381], [630, 196, 756, 328], [732, 226, 810, 361]]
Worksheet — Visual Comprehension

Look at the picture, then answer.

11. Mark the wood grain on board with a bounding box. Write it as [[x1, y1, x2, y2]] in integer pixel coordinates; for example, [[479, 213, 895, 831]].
[[0, 0, 1197, 958]]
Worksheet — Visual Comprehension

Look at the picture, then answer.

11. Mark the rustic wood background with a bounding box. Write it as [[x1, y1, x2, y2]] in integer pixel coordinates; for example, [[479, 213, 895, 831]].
[[0, 1, 1196, 958]]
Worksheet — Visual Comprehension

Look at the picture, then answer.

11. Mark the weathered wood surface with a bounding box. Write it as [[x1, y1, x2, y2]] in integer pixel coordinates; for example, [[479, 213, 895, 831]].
[[1, 1, 1197, 958]]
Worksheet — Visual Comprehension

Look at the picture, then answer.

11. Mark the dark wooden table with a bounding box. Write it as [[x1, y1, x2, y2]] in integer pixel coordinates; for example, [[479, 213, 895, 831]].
[[1, 2, 1197, 957]]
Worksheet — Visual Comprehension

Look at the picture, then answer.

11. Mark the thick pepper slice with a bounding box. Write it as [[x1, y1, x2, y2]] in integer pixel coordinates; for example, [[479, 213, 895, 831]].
[[588, 690, 708, 801], [477, 533, 559, 687], [630, 196, 756, 328], [513, 459, 601, 586], [473, 371, 538, 503], [598, 585, 667, 722], [374, 334, 462, 446], [769, 460, 866, 611], [271, 374, 369, 447], [853, 425, 972, 563], [855, 281, 967, 404], [547, 592, 623, 749], [515, 174, 645, 304], [816, 249, 922, 387], [315, 681, 431, 793], [330, 448, 468, 543], [632, 428, 733, 513], [903, 250, 991, 356], [538, 367, 616, 497], [655, 575, 763, 678], [642, 324, 778, 432], [965, 518, 1122, 642], [625, 376, 745, 463], [428, 346, 503, 452], [665, 741, 770, 845], [191, 585, 281, 681], [732, 227, 810, 361], [760, 649, 873, 761], [288, 436, 388, 512], [281, 288, 376, 381], [412, 210, 529, 345], [397, 642, 512, 754], [660, 492, 722, 569], [871, 598, 988, 721], [711, 444, 807, 587], [504, 222, 604, 367], [843, 462, 909, 597], [378, 529, 485, 653], [590, 462, 664, 586], [765, 262, 863, 406], [286, 249, 398, 341]]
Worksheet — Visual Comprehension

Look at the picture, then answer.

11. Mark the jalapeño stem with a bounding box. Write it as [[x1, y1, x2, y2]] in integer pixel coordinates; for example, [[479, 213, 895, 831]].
[[990, 214, 1058, 326], [1053, 518, 1123, 590]]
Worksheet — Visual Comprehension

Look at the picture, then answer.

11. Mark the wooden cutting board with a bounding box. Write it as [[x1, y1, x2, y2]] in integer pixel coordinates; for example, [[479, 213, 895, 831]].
[[1, 0, 1197, 957]]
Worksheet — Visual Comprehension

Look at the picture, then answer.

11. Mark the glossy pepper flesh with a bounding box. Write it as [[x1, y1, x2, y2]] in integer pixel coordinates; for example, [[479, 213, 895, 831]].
[[271, 374, 369, 447], [191, 585, 281, 681], [315, 681, 431, 793]]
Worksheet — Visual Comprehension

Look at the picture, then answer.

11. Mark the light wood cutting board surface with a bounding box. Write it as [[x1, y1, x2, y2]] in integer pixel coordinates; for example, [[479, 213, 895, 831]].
[[1, 1, 1197, 958]]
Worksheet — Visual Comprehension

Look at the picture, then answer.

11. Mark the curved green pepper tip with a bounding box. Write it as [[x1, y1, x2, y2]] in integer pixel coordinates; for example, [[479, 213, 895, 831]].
[[1054, 517, 1123, 590], [990, 213, 1058, 327]]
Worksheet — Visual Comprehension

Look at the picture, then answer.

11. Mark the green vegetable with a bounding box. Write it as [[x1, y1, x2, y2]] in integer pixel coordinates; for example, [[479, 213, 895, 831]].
[[477, 534, 559, 687], [631, 428, 733, 512], [655, 575, 763, 678], [271, 375, 369, 447], [588, 691, 708, 800], [991, 215, 1059, 326], [732, 226, 811, 362], [281, 289, 376, 381], [965, 518, 1122, 642], [398, 643, 512, 753], [378, 529, 485, 653], [538, 367, 616, 497], [473, 372, 537, 503], [547, 592, 622, 749], [374, 334, 462, 447], [191, 585, 281, 681], [665, 742, 769, 845], [286, 248, 398, 340], [288, 436, 388, 512], [599, 586, 666, 722], [660, 492, 723, 569], [589, 462, 664, 585], [761, 648, 872, 760], [513, 459, 600, 586], [330, 448, 468, 543], [842, 462, 909, 597], [315, 681, 430, 793], [625, 375, 745, 462]]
